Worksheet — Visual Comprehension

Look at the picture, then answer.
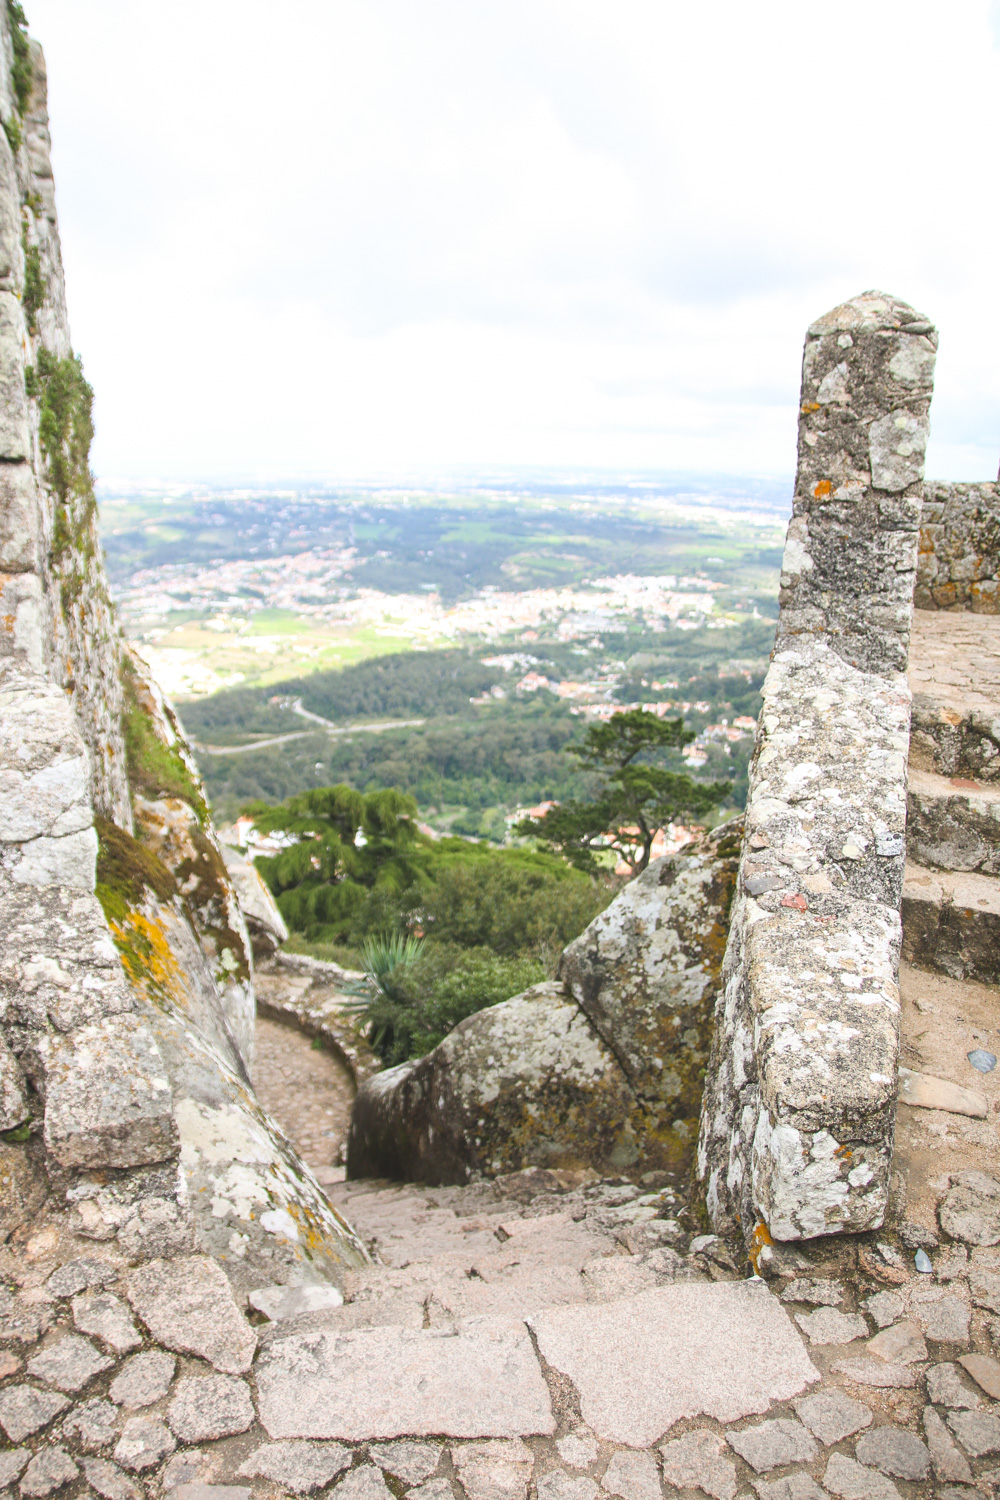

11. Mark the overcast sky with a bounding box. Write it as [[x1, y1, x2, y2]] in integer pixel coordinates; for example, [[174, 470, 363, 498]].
[[25, 1, 1000, 485]]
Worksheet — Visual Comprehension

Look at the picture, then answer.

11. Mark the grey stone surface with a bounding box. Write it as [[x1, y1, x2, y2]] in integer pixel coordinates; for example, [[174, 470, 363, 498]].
[[854, 1426, 929, 1480], [946, 1407, 1000, 1456], [530, 1282, 817, 1445], [408, 1482, 455, 1500], [71, 1294, 141, 1355], [938, 1170, 1000, 1244], [725, 1418, 818, 1472], [332, 1466, 394, 1500], [0, 1384, 68, 1442], [26, 1333, 111, 1392], [40, 1012, 178, 1170], [959, 1351, 1000, 1397], [905, 1284, 970, 1342], [368, 1442, 441, 1483], [698, 291, 932, 1243], [18, 1445, 78, 1498], [926, 1362, 981, 1408], [0, 1290, 45, 1345], [248, 1284, 343, 1321], [793, 1308, 867, 1345], [659, 1429, 736, 1500], [555, 1435, 598, 1470], [968, 1266, 1000, 1312], [780, 1278, 844, 1306], [750, 1477, 826, 1500], [794, 1387, 872, 1444], [864, 1290, 904, 1328], [256, 1320, 553, 1440], [113, 1415, 177, 1472], [916, 480, 1000, 611], [822, 1452, 901, 1500], [923, 1405, 973, 1484], [450, 1440, 534, 1500], [536, 1476, 597, 1500], [173, 1489, 251, 1500], [237, 1440, 352, 1493], [599, 1449, 659, 1500], [46, 1259, 116, 1299], [0, 1452, 27, 1488], [80, 1459, 143, 1500], [865, 1320, 927, 1364], [830, 1358, 918, 1388], [108, 1350, 175, 1408], [60, 1397, 119, 1451], [166, 1375, 254, 1443], [124, 1256, 256, 1374]]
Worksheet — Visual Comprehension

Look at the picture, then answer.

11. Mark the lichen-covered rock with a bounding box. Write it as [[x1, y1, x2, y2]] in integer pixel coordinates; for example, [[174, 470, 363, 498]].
[[917, 481, 1000, 612], [221, 843, 289, 958], [349, 826, 740, 1185]]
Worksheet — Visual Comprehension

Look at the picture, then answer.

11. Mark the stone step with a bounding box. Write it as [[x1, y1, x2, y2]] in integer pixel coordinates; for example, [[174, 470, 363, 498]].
[[908, 609, 1000, 782], [901, 860, 1000, 983], [906, 767, 1000, 874]]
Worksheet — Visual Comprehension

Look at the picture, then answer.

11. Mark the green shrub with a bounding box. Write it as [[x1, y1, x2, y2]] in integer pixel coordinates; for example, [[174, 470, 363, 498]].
[[7, 3, 32, 117]]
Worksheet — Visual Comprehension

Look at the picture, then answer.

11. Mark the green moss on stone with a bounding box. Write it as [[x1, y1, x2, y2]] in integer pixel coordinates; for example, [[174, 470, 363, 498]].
[[20, 221, 41, 332], [95, 814, 177, 927], [6, 3, 32, 118], [121, 660, 208, 822]]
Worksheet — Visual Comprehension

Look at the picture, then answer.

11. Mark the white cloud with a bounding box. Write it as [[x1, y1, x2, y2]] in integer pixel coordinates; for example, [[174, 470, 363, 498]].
[[27, 0, 1000, 481]]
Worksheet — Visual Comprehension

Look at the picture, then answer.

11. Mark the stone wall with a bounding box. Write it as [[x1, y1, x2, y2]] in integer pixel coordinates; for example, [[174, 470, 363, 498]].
[[916, 481, 1000, 612], [697, 292, 935, 1244], [0, 8, 368, 1298]]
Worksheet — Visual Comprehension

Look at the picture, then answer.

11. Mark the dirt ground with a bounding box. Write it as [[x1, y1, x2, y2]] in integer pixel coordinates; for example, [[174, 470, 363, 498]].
[[252, 1014, 356, 1179]]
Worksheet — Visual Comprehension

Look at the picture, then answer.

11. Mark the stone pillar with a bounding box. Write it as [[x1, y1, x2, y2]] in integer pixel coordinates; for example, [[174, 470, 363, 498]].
[[697, 292, 937, 1245]]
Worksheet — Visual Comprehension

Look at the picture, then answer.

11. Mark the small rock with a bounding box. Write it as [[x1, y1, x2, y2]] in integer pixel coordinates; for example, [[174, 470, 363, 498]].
[[946, 1407, 1000, 1457], [332, 1465, 394, 1500], [923, 1405, 973, 1484], [749, 1476, 825, 1500], [368, 1441, 441, 1484], [238, 1440, 352, 1494], [968, 1268, 1000, 1313], [80, 1458, 143, 1500], [958, 1351, 1000, 1399], [161, 1451, 207, 1490], [18, 1445, 78, 1498], [0, 1291, 44, 1345], [599, 1449, 659, 1500], [113, 1415, 177, 1473], [939, 1171, 1000, 1245], [72, 1293, 142, 1354], [793, 1389, 872, 1444], [173, 1489, 251, 1500], [0, 1385, 69, 1442], [26, 1333, 112, 1393], [864, 1291, 905, 1328], [926, 1362, 981, 1408], [866, 1320, 927, 1365], [409, 1483, 455, 1500], [793, 1309, 867, 1346], [725, 1419, 817, 1473], [914, 1250, 933, 1274], [899, 1222, 938, 1251], [779, 1278, 844, 1307], [60, 1397, 119, 1450], [167, 1375, 254, 1442], [555, 1436, 598, 1470], [822, 1452, 901, 1500], [536, 1476, 598, 1500], [451, 1441, 533, 1500], [248, 1284, 344, 1321], [0, 1351, 20, 1380], [124, 1255, 256, 1374], [109, 1350, 175, 1408], [660, 1429, 736, 1500], [46, 1260, 117, 1299], [907, 1286, 971, 1342], [0, 1450, 27, 1488], [967, 1048, 996, 1071], [935, 1244, 969, 1280], [831, 1358, 918, 1389], [854, 1426, 929, 1480]]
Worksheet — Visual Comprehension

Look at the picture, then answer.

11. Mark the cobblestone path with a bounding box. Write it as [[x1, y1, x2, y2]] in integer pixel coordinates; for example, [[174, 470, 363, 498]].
[[253, 1015, 356, 1179]]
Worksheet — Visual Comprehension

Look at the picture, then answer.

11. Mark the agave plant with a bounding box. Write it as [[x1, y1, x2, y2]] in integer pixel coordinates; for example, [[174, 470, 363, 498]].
[[342, 931, 425, 1060]]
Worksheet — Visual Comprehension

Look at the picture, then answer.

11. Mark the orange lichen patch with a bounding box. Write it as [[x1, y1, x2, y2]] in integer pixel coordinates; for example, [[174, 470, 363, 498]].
[[108, 907, 190, 1012], [747, 1220, 773, 1274], [801, 402, 820, 414], [813, 480, 832, 498]]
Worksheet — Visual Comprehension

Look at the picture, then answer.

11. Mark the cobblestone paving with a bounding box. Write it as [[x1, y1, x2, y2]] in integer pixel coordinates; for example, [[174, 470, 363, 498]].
[[253, 1016, 356, 1178]]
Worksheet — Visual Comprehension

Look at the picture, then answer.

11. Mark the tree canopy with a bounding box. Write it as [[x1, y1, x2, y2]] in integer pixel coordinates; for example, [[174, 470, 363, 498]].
[[517, 708, 730, 875]]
